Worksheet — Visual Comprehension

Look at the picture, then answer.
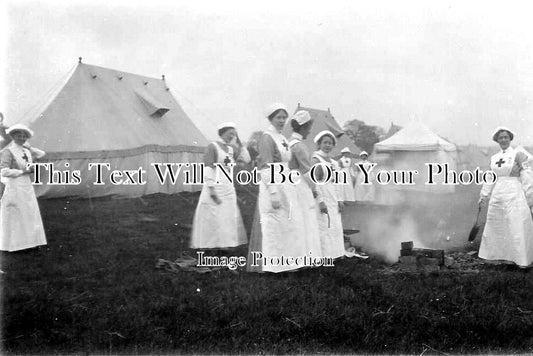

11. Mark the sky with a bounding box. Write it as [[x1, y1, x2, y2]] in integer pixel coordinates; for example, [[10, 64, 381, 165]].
[[2, 0, 533, 146]]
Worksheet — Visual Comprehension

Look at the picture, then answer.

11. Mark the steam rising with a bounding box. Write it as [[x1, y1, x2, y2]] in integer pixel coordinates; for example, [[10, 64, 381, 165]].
[[342, 186, 479, 264], [350, 208, 427, 264]]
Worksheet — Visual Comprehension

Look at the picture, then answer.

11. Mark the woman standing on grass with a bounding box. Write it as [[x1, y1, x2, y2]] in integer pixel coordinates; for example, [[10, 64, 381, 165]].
[[311, 131, 345, 259], [0, 124, 47, 252], [288, 110, 322, 259], [247, 103, 308, 273], [190, 122, 247, 253], [478, 127, 533, 268]]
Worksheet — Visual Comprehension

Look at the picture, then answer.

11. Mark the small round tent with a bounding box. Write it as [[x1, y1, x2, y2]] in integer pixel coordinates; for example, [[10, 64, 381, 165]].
[[373, 122, 458, 203]]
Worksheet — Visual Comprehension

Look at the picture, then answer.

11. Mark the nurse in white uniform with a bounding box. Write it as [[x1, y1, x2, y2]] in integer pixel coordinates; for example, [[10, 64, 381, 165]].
[[190, 122, 247, 251], [247, 103, 309, 273], [338, 147, 356, 202], [354, 151, 376, 203], [478, 127, 533, 267], [311, 130, 345, 259], [288, 110, 322, 259], [0, 124, 47, 252]]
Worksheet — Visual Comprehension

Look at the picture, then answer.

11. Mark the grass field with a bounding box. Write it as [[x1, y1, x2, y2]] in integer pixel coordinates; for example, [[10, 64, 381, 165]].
[[2, 185, 533, 354]]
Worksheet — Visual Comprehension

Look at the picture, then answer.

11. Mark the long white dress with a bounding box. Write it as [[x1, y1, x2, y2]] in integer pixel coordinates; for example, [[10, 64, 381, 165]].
[[288, 133, 322, 259], [354, 159, 376, 202], [247, 126, 308, 273], [312, 151, 345, 259], [190, 142, 247, 249], [338, 156, 355, 202], [0, 142, 47, 251], [479, 146, 533, 267]]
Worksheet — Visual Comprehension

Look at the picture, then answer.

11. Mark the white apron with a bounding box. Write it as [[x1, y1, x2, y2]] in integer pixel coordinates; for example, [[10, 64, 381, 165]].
[[338, 156, 355, 202], [354, 160, 376, 202], [190, 143, 247, 249], [313, 153, 345, 259], [289, 139, 322, 259], [479, 148, 533, 267], [0, 144, 47, 251], [256, 131, 308, 273]]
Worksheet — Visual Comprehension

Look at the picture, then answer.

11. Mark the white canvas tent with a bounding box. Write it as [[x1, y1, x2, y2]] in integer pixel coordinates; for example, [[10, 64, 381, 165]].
[[373, 122, 458, 198], [282, 104, 360, 157], [13, 61, 209, 198]]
